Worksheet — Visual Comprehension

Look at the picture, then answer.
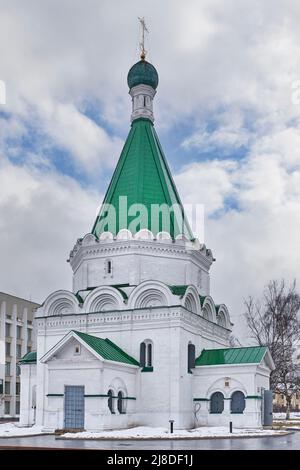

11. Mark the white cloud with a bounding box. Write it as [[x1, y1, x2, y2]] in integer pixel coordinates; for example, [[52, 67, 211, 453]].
[[176, 125, 300, 341], [182, 126, 250, 154], [37, 101, 123, 173], [175, 160, 237, 215], [0, 157, 101, 303]]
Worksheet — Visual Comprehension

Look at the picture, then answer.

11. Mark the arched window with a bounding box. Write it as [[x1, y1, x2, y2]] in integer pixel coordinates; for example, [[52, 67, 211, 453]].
[[143, 96, 146, 107], [210, 392, 224, 414], [140, 342, 146, 367], [140, 340, 153, 369], [187, 343, 196, 373], [231, 391, 246, 414], [117, 391, 124, 414], [147, 343, 152, 367], [108, 389, 114, 414]]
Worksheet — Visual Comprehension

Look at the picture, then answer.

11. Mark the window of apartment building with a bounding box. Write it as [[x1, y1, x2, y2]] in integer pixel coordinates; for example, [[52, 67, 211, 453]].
[[16, 344, 22, 358], [27, 346, 31, 353], [16, 382, 21, 395], [5, 323, 11, 337], [5, 342, 11, 356], [5, 382, 10, 395], [4, 401, 10, 415], [16, 365, 21, 376], [5, 362, 11, 376], [15, 401, 20, 415], [17, 325, 22, 340], [27, 328, 32, 342]]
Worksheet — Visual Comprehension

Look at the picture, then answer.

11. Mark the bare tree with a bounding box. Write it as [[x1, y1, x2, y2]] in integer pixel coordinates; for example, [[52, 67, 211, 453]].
[[244, 280, 300, 419]]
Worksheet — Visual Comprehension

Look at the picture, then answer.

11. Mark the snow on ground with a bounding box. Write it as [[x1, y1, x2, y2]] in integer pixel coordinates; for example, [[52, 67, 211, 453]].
[[61, 426, 286, 440], [0, 422, 290, 440], [0, 423, 48, 437], [273, 412, 300, 420]]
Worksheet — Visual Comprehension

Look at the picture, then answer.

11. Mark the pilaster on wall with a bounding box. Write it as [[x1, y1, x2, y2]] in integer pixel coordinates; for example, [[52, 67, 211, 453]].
[[0, 302, 6, 418]]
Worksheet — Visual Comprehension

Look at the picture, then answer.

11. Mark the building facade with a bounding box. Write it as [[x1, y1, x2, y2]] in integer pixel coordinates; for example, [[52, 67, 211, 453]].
[[273, 393, 300, 412], [0, 292, 39, 418], [19, 55, 274, 432]]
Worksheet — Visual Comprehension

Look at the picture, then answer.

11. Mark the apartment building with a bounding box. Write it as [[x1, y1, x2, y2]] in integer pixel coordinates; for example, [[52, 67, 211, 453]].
[[0, 292, 40, 418]]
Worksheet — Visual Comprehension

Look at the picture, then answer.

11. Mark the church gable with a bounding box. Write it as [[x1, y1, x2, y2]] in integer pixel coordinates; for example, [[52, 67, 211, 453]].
[[40, 330, 140, 368], [259, 351, 275, 371], [49, 337, 96, 362]]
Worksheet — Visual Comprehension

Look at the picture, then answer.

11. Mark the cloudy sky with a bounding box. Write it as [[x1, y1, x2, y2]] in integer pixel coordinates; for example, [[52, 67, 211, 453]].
[[1, 0, 300, 341]]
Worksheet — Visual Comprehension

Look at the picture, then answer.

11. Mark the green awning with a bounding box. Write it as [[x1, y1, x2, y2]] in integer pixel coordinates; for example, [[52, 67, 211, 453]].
[[196, 346, 268, 366], [19, 351, 37, 364]]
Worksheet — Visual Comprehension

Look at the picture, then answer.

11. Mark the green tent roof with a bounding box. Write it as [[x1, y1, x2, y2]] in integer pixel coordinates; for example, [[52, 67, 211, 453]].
[[19, 351, 37, 364], [92, 118, 193, 239], [73, 331, 139, 366], [195, 346, 268, 366]]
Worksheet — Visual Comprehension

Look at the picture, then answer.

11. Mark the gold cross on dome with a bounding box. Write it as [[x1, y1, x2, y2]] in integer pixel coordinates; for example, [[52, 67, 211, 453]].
[[138, 17, 149, 60]]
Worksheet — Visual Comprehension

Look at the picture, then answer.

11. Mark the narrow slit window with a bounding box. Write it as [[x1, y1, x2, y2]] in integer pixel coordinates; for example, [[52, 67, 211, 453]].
[[147, 343, 152, 367], [107, 260, 112, 274], [187, 343, 196, 373]]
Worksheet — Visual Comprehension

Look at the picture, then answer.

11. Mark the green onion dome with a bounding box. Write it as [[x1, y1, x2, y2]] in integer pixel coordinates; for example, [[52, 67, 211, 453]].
[[127, 60, 159, 90]]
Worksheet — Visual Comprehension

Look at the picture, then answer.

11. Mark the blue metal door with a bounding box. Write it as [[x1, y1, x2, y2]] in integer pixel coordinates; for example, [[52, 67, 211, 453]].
[[64, 385, 85, 429], [263, 390, 273, 426]]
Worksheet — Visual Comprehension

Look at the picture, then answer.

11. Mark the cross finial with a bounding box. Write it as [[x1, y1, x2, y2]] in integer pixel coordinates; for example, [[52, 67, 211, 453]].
[[138, 17, 149, 61]]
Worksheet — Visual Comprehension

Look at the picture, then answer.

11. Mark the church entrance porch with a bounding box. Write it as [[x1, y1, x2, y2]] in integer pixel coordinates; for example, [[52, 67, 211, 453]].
[[64, 386, 85, 430]]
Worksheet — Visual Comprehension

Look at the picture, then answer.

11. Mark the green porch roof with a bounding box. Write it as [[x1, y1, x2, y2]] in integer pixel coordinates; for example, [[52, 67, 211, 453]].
[[19, 351, 37, 364], [73, 331, 139, 366], [195, 346, 268, 366], [92, 118, 193, 239]]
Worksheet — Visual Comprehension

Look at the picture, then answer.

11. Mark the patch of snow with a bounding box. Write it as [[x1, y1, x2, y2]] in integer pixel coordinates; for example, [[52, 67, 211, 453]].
[[0, 422, 49, 437], [273, 412, 300, 420], [61, 426, 285, 440]]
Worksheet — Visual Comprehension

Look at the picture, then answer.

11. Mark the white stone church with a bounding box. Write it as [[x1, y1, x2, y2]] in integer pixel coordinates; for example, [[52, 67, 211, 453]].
[[19, 54, 274, 432]]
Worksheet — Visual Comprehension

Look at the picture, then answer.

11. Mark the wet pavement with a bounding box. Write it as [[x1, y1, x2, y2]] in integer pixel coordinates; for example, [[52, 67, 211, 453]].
[[0, 431, 299, 450]]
